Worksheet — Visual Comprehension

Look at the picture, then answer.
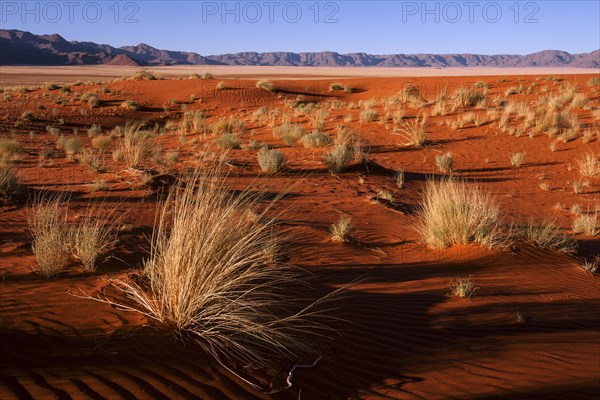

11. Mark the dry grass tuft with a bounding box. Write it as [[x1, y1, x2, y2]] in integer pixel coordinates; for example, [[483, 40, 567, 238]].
[[580, 259, 598, 274], [395, 113, 428, 147], [257, 147, 287, 173], [180, 110, 208, 133], [510, 151, 526, 168], [301, 131, 332, 148], [417, 180, 504, 249], [121, 100, 142, 111], [212, 117, 246, 135], [71, 208, 119, 270], [63, 137, 83, 156], [118, 121, 157, 168], [29, 195, 71, 278], [273, 123, 305, 146], [572, 179, 587, 195], [0, 138, 22, 164], [130, 70, 158, 81], [87, 124, 102, 137], [329, 82, 343, 92], [0, 164, 20, 199], [398, 85, 424, 107], [29, 194, 120, 275], [324, 144, 353, 173], [215, 133, 241, 150], [452, 86, 485, 109], [80, 148, 106, 173], [359, 109, 378, 123], [519, 218, 577, 253], [395, 169, 405, 189], [111, 165, 336, 369], [91, 135, 112, 150], [577, 152, 600, 177], [435, 152, 454, 174], [573, 214, 598, 236], [256, 80, 275, 92], [448, 276, 477, 298], [330, 217, 353, 242]]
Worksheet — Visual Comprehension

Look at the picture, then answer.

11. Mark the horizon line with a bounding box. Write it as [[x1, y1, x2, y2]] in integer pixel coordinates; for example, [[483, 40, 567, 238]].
[[3, 28, 599, 58]]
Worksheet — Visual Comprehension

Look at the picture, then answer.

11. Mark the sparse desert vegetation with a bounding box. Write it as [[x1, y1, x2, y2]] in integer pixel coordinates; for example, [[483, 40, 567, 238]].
[[1, 69, 599, 400]]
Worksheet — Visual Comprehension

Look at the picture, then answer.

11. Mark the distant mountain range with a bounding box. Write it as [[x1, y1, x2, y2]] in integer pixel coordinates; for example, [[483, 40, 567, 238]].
[[1, 29, 598, 68]]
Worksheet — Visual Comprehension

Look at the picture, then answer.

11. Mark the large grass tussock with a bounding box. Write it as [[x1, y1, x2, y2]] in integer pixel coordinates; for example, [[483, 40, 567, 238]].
[[417, 179, 503, 249], [115, 165, 335, 368]]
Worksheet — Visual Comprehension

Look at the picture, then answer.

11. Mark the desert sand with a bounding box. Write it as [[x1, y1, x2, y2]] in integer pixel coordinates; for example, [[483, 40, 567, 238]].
[[0, 69, 599, 399], [1, 65, 598, 87]]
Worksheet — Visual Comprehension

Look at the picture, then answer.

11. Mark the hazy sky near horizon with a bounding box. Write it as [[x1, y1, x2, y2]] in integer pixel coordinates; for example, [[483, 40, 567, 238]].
[[1, 1, 598, 55]]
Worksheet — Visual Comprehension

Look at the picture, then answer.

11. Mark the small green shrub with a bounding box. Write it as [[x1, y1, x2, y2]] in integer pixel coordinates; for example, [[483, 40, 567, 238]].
[[329, 82, 343, 92]]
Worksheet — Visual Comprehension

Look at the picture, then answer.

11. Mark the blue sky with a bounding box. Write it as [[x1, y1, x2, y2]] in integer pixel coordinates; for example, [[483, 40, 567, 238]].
[[1, 1, 599, 55]]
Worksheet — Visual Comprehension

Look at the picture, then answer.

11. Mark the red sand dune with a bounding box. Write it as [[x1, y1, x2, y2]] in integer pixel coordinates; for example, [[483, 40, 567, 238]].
[[0, 72, 599, 399]]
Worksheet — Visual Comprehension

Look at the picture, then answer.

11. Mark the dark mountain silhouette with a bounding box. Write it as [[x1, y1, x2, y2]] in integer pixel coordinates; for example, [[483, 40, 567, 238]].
[[1, 29, 598, 68]]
